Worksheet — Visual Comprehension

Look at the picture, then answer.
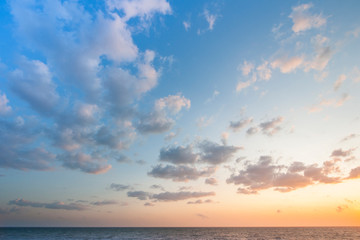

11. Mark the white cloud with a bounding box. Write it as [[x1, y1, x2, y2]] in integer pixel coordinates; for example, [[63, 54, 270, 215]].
[[155, 94, 191, 114], [236, 80, 252, 92], [289, 3, 326, 33], [238, 61, 254, 76], [271, 56, 304, 73], [183, 21, 191, 31], [256, 61, 272, 81], [0, 92, 12, 115], [204, 9, 217, 31]]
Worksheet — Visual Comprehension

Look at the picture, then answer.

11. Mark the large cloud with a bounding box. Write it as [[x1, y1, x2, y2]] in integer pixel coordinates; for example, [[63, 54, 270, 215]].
[[227, 155, 344, 194], [159, 145, 198, 165]]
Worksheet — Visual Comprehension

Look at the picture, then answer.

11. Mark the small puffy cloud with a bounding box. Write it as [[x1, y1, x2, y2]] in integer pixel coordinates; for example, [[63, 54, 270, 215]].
[[110, 183, 131, 191], [0, 92, 12, 115], [148, 164, 216, 182], [289, 3, 326, 33], [238, 61, 254, 76], [236, 80, 252, 92], [221, 132, 229, 145], [198, 140, 241, 165], [183, 21, 191, 31], [155, 94, 191, 114], [259, 117, 284, 136], [205, 177, 218, 186], [152, 191, 215, 202], [91, 200, 118, 206], [229, 118, 253, 132], [127, 191, 152, 200], [159, 145, 198, 165], [331, 148, 355, 158], [246, 127, 259, 135], [271, 56, 304, 73], [9, 57, 59, 115], [204, 9, 217, 31], [9, 198, 87, 211], [333, 74, 347, 91], [256, 61, 272, 81], [57, 152, 112, 174], [150, 184, 165, 191]]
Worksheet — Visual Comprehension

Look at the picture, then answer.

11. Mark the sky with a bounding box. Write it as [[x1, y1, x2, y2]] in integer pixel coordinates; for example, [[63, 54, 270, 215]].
[[0, 0, 360, 227]]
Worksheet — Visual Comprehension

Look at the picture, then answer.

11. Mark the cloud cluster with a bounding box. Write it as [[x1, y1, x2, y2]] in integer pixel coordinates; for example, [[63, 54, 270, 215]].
[[227, 148, 358, 194], [9, 198, 87, 211], [0, 0, 187, 174], [149, 140, 240, 182], [244, 117, 284, 136], [289, 3, 326, 33]]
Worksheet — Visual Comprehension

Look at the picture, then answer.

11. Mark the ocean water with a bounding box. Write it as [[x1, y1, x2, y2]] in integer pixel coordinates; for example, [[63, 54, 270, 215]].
[[1, 227, 360, 239]]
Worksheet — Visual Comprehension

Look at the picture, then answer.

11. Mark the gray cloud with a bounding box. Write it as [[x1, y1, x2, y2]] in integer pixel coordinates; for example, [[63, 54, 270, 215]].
[[331, 148, 355, 157], [159, 145, 198, 165], [341, 134, 359, 142], [229, 118, 253, 132], [347, 166, 360, 179], [259, 117, 284, 136], [127, 191, 152, 200], [198, 140, 241, 165], [136, 111, 174, 134], [205, 177, 218, 186], [227, 155, 343, 194], [144, 202, 155, 206], [9, 198, 87, 211], [152, 191, 215, 202], [187, 199, 213, 204], [91, 200, 118, 206], [246, 127, 259, 135], [110, 183, 131, 191], [148, 164, 216, 182], [57, 152, 111, 174]]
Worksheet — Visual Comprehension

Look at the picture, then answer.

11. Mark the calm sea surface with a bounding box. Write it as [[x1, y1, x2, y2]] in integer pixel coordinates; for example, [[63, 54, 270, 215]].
[[1, 227, 359, 239]]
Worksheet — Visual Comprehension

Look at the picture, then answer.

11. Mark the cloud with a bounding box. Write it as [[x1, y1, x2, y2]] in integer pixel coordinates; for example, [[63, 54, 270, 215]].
[[238, 61, 254, 76], [331, 148, 355, 158], [246, 127, 259, 135], [198, 140, 241, 165], [0, 92, 12, 115], [341, 134, 359, 142], [289, 3, 326, 33], [227, 155, 344, 194], [152, 191, 215, 201], [127, 191, 152, 200], [204, 9, 217, 31], [9, 198, 87, 211], [236, 80, 252, 92], [347, 166, 360, 179], [148, 164, 216, 182], [196, 213, 209, 219], [351, 66, 360, 83], [229, 118, 253, 132], [306, 46, 333, 71], [159, 145, 198, 165], [256, 61, 272, 81], [183, 21, 191, 31], [187, 199, 213, 204], [196, 116, 213, 128], [57, 152, 112, 174], [150, 184, 165, 191], [91, 200, 118, 206], [137, 94, 190, 134], [309, 94, 350, 112], [155, 94, 191, 114], [9, 57, 59, 115], [334, 74, 347, 91], [271, 56, 304, 73], [205, 177, 218, 186], [258, 117, 284, 136], [136, 110, 174, 134], [144, 202, 155, 206], [110, 183, 131, 191], [106, 0, 171, 21]]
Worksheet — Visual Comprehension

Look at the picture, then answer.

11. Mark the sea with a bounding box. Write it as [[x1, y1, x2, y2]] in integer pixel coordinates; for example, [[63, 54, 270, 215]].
[[0, 227, 359, 239]]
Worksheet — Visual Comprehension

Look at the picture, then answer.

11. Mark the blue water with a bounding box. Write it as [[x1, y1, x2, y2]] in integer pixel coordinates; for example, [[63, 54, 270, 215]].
[[1, 227, 360, 239]]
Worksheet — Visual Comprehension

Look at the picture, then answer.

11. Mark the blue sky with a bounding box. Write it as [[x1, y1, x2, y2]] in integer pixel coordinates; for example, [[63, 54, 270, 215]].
[[0, 0, 360, 227]]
